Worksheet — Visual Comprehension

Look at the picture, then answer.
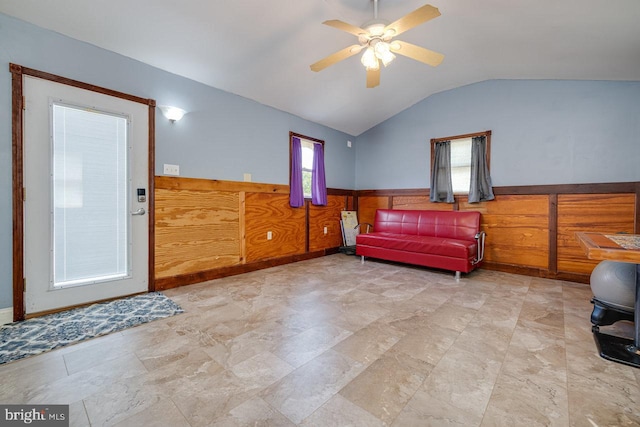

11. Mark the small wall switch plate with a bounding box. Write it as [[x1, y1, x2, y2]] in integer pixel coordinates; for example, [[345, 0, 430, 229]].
[[347, 140, 352, 148], [163, 164, 180, 176], [324, 226, 328, 234], [243, 173, 252, 182], [267, 231, 273, 240]]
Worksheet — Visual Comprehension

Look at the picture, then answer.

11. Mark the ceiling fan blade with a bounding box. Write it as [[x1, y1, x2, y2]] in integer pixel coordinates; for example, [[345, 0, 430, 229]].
[[390, 40, 444, 67], [366, 67, 380, 88], [384, 4, 440, 37], [323, 20, 367, 37], [310, 44, 363, 72]]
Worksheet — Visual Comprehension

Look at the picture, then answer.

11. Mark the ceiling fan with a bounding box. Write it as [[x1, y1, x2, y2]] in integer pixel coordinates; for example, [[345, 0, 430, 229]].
[[310, 1, 444, 88]]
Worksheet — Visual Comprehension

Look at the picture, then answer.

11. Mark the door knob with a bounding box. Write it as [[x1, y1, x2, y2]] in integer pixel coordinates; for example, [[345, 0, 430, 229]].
[[131, 208, 146, 216]]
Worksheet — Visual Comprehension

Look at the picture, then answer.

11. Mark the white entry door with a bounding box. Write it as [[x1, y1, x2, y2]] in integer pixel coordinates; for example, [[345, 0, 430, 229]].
[[23, 76, 149, 315]]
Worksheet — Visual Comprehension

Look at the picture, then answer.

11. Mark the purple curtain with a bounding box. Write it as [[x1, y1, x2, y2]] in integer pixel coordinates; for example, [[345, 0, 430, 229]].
[[289, 137, 304, 207], [311, 143, 327, 206]]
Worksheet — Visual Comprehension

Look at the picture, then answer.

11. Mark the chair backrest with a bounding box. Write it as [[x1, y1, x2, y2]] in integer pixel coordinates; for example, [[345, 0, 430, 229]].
[[373, 209, 480, 241]]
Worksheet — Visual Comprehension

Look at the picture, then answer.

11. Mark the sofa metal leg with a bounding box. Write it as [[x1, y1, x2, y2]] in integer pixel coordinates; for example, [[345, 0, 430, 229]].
[[360, 256, 365, 264], [455, 271, 461, 281]]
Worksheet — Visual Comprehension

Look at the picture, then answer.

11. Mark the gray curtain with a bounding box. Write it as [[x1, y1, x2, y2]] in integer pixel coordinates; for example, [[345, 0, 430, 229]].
[[469, 136, 495, 203], [430, 141, 454, 203]]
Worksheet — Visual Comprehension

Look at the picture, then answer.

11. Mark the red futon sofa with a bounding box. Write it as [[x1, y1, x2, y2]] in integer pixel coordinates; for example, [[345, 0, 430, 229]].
[[356, 209, 486, 279]]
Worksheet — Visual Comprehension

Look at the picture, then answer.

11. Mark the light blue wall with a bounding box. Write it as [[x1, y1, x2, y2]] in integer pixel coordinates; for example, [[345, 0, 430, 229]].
[[0, 13, 356, 310], [355, 80, 640, 189], [154, 74, 355, 185]]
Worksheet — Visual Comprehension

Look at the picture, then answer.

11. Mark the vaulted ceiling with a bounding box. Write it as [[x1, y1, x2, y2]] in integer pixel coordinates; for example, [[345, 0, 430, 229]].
[[2, 0, 639, 136]]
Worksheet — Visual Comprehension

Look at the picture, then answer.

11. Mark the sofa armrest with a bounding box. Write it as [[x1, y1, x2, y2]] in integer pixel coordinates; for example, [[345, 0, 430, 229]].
[[472, 231, 486, 265], [355, 223, 374, 234]]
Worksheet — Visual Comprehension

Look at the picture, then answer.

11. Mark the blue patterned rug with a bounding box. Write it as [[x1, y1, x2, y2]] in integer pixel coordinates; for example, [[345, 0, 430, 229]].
[[0, 292, 184, 365]]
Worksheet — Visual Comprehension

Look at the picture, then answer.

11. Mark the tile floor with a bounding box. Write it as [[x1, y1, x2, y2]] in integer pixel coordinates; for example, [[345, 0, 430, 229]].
[[1, 254, 639, 426]]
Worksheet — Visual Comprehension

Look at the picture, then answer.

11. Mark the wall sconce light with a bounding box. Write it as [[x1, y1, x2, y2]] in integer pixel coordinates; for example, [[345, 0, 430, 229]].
[[159, 105, 187, 122]]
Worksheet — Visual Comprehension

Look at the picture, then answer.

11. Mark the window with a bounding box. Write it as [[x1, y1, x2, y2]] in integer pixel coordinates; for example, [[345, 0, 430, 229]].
[[430, 130, 494, 203], [52, 103, 130, 287], [289, 132, 327, 207], [300, 138, 315, 198], [450, 137, 472, 194]]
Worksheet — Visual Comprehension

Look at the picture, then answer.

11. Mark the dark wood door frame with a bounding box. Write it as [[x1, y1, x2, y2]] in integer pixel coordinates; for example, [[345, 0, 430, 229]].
[[10, 63, 156, 321]]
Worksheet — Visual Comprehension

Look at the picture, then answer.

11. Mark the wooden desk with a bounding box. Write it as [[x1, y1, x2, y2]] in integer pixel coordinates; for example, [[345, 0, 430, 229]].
[[576, 232, 640, 368], [576, 232, 640, 263]]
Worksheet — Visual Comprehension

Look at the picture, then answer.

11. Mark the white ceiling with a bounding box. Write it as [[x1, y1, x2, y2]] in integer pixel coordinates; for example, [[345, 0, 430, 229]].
[[2, 0, 639, 136]]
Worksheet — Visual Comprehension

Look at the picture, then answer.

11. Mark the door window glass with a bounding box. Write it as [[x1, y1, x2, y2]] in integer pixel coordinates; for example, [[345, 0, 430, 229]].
[[52, 103, 130, 287]]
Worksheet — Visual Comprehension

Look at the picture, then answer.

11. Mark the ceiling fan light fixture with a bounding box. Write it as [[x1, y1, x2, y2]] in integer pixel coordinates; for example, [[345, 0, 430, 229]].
[[361, 47, 379, 70], [379, 51, 395, 67], [374, 41, 395, 66], [365, 22, 386, 37]]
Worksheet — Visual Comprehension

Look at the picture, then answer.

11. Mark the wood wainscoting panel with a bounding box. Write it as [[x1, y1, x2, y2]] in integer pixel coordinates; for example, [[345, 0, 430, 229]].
[[357, 196, 391, 229], [392, 196, 453, 211], [459, 195, 550, 269], [309, 195, 346, 252], [156, 175, 289, 194], [557, 193, 636, 275], [346, 195, 356, 211], [245, 193, 306, 262], [155, 188, 240, 278]]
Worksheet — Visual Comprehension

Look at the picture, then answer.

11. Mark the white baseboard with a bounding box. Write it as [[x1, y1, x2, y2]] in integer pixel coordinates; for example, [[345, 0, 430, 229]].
[[0, 307, 13, 325]]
